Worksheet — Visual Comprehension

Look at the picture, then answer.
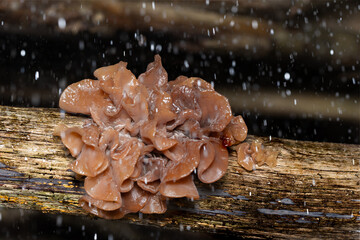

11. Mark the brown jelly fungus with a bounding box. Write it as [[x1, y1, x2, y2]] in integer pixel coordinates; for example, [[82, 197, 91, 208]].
[[55, 55, 276, 219]]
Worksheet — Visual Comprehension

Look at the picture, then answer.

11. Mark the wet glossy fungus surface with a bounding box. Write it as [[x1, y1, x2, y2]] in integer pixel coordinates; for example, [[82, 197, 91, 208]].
[[55, 55, 275, 219]]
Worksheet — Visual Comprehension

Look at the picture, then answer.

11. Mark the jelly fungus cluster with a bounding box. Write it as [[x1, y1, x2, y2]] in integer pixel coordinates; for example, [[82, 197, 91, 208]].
[[55, 55, 274, 219]]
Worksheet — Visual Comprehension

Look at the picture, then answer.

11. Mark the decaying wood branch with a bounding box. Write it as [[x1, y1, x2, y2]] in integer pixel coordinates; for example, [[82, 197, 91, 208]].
[[0, 0, 358, 66], [0, 105, 359, 238]]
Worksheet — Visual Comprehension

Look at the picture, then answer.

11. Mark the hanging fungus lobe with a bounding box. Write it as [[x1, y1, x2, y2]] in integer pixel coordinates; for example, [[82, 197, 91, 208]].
[[55, 55, 275, 219]]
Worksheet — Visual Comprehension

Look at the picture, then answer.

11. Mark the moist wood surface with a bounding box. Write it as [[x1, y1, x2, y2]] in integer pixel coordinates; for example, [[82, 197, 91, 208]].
[[0, 105, 359, 239]]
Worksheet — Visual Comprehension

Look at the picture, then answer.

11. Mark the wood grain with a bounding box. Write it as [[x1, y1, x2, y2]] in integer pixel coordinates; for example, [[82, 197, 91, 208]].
[[0, 105, 359, 239]]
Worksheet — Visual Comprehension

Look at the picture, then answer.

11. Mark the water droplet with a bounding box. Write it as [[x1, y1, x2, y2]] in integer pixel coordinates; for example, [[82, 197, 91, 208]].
[[58, 18, 66, 29], [156, 44, 162, 52], [60, 109, 66, 119], [231, 6, 238, 13], [229, 67, 235, 76], [79, 40, 85, 50], [20, 49, 26, 56], [35, 71, 39, 80], [242, 82, 247, 90], [251, 20, 258, 29], [184, 60, 189, 68], [330, 49, 334, 55], [56, 216, 63, 227], [284, 72, 290, 80]]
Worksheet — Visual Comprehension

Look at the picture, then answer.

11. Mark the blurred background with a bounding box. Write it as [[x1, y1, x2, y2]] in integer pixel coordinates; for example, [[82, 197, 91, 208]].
[[0, 0, 359, 239]]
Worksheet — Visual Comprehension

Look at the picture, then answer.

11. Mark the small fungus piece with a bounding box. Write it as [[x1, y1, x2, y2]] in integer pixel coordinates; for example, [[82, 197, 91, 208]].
[[236, 143, 254, 171], [236, 140, 278, 171], [222, 115, 248, 147], [56, 55, 275, 219]]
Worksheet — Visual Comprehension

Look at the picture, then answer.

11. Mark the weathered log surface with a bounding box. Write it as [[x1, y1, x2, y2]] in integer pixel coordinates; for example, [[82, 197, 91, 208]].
[[0, 105, 359, 239]]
